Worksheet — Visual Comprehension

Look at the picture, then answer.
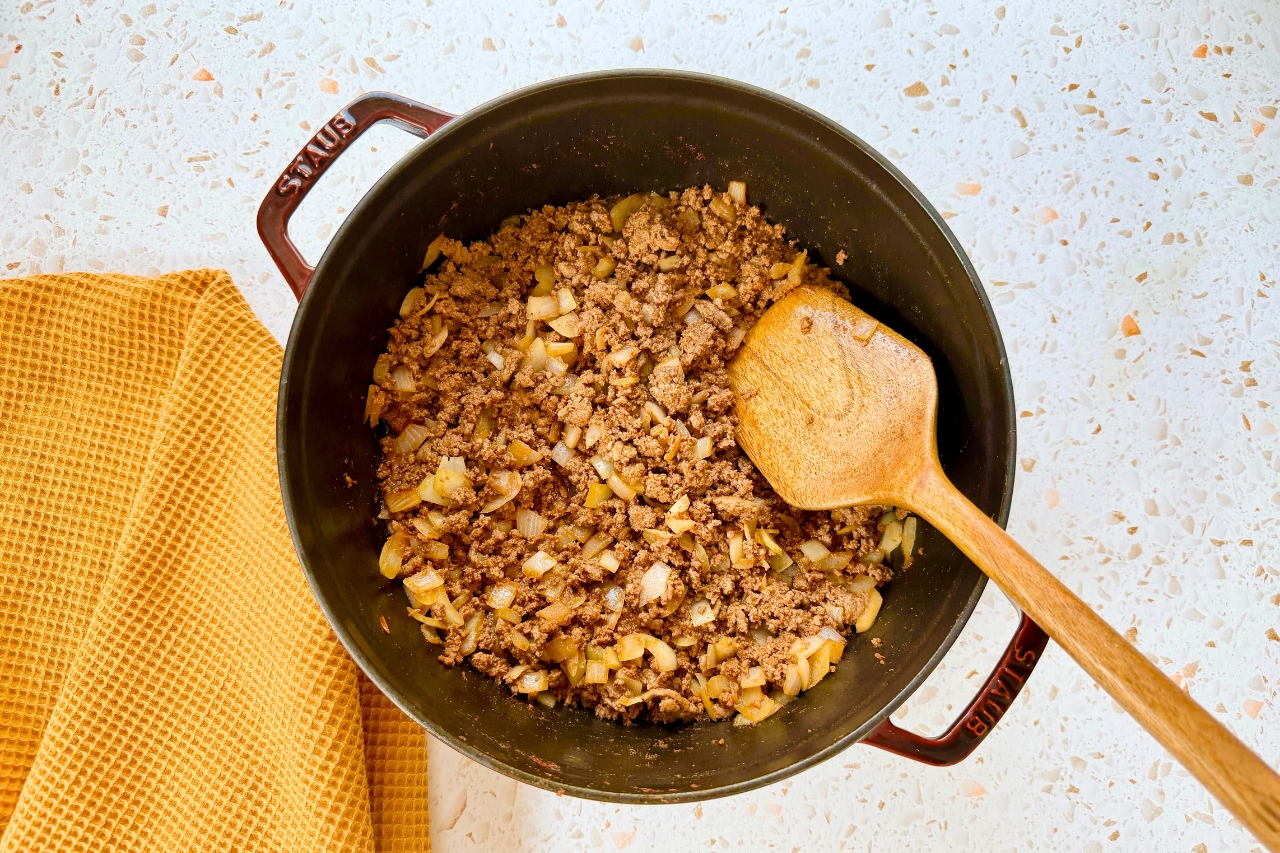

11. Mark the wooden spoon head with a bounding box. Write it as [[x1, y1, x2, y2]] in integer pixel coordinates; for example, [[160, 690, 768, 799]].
[[727, 285, 939, 510]]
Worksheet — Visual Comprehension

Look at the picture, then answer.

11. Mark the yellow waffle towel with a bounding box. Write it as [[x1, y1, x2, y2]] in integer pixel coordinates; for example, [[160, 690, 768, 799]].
[[0, 270, 429, 852]]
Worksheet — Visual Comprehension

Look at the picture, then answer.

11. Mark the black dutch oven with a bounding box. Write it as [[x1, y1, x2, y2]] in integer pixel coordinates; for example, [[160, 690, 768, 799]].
[[258, 70, 1047, 803]]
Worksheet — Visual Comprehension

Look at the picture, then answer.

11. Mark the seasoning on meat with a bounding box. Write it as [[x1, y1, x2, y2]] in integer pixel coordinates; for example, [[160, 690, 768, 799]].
[[370, 184, 913, 724]]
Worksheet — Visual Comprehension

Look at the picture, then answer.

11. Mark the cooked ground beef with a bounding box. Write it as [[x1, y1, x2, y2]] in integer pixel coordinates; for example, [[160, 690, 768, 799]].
[[366, 184, 911, 724]]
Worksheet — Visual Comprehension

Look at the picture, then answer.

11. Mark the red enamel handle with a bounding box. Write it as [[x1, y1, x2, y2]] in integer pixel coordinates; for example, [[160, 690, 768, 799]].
[[256, 91, 454, 300], [863, 613, 1048, 766]]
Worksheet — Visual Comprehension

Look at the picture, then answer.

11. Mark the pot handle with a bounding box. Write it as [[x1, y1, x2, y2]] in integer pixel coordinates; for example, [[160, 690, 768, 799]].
[[862, 612, 1049, 766], [256, 91, 454, 300]]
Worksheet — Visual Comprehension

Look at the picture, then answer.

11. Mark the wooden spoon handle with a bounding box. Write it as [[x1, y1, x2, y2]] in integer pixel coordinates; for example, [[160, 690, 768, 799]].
[[908, 464, 1280, 850]]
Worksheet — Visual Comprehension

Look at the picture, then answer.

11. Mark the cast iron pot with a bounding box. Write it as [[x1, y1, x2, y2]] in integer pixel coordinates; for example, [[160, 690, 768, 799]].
[[259, 71, 1048, 803]]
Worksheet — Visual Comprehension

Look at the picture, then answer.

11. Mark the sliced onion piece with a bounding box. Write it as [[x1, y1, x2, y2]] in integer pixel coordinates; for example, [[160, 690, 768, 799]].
[[740, 666, 766, 688], [693, 436, 713, 460], [551, 374, 578, 396], [477, 302, 503, 318], [603, 584, 625, 612], [547, 312, 580, 338], [527, 294, 560, 321], [879, 520, 903, 555], [519, 337, 548, 372], [515, 669, 549, 694], [589, 456, 616, 480], [421, 327, 449, 359], [393, 423, 432, 456], [689, 598, 716, 627], [901, 516, 918, 568], [391, 366, 415, 393], [459, 613, 481, 657], [584, 483, 614, 508], [537, 601, 573, 627], [606, 346, 639, 367], [522, 550, 557, 579], [583, 424, 604, 448], [598, 551, 621, 573], [799, 539, 830, 562], [516, 508, 548, 538], [486, 580, 519, 610], [638, 561, 671, 606], [855, 587, 883, 633], [644, 636, 678, 672], [782, 663, 802, 696], [550, 441, 575, 468], [386, 489, 421, 513], [583, 660, 609, 684], [606, 473, 637, 502], [616, 633, 647, 661], [581, 531, 614, 560], [378, 533, 407, 578]]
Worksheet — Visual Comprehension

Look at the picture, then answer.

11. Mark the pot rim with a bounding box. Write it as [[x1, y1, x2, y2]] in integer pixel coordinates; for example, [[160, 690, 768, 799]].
[[277, 68, 1016, 803]]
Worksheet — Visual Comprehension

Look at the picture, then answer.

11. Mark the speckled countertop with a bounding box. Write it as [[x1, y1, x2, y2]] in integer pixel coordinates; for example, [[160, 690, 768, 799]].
[[4, 0, 1278, 850]]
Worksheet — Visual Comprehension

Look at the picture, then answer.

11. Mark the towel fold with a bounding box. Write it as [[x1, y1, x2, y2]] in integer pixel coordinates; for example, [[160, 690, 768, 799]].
[[0, 270, 428, 852]]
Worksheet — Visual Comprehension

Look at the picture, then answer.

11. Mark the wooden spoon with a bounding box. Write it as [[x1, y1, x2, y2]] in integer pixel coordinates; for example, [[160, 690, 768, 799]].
[[728, 284, 1280, 850]]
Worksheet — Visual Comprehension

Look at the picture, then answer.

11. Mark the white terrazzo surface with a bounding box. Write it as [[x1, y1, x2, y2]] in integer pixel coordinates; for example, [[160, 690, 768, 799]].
[[4, 0, 1279, 850]]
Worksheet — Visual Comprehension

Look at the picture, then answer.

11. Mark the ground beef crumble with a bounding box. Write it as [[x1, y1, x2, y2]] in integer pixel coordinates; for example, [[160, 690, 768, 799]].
[[368, 184, 913, 725]]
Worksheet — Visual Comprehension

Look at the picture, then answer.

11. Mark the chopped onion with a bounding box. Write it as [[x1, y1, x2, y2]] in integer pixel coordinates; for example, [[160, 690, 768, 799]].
[[485, 350, 505, 370], [423, 541, 448, 561], [545, 635, 579, 662], [616, 633, 646, 661], [740, 666, 766, 688], [556, 288, 578, 314], [421, 624, 443, 644], [584, 483, 614, 508], [537, 601, 573, 627], [590, 456, 616, 479], [673, 635, 698, 648], [750, 627, 772, 646], [879, 520, 903, 555], [782, 664, 802, 696], [689, 598, 716, 627], [901, 517, 918, 568], [477, 302, 503, 318], [639, 562, 671, 606], [527, 294, 560, 321], [849, 575, 876, 595], [399, 287, 425, 318], [666, 517, 695, 535], [768, 552, 794, 573], [728, 530, 745, 566], [422, 327, 449, 359], [818, 626, 846, 647], [583, 660, 609, 684], [562, 424, 582, 450], [372, 354, 391, 384], [386, 488, 421, 513], [726, 327, 746, 350], [439, 595, 465, 627], [550, 441, 575, 468], [522, 550, 557, 579], [393, 423, 431, 455], [519, 337, 548, 372], [551, 374, 578, 396], [606, 473, 636, 501], [404, 567, 444, 602], [799, 539, 830, 562], [707, 674, 732, 699], [583, 424, 604, 448], [534, 264, 556, 292], [490, 468, 522, 497], [592, 256, 617, 279], [516, 508, 548, 538], [459, 613, 481, 656], [604, 584, 625, 612], [606, 346, 639, 367], [693, 436, 713, 460], [581, 532, 614, 560], [644, 636, 678, 672], [598, 551, 621, 573], [855, 588, 883, 634], [516, 669, 549, 694], [727, 181, 747, 205], [817, 551, 853, 571], [486, 581, 519, 610], [807, 641, 831, 688], [545, 356, 568, 377], [548, 312, 580, 338], [507, 440, 543, 467], [433, 457, 469, 499], [391, 366, 415, 393], [378, 533, 407, 578]]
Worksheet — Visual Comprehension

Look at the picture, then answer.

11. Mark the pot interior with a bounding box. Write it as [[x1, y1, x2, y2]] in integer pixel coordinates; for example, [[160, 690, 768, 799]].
[[279, 72, 1014, 802]]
